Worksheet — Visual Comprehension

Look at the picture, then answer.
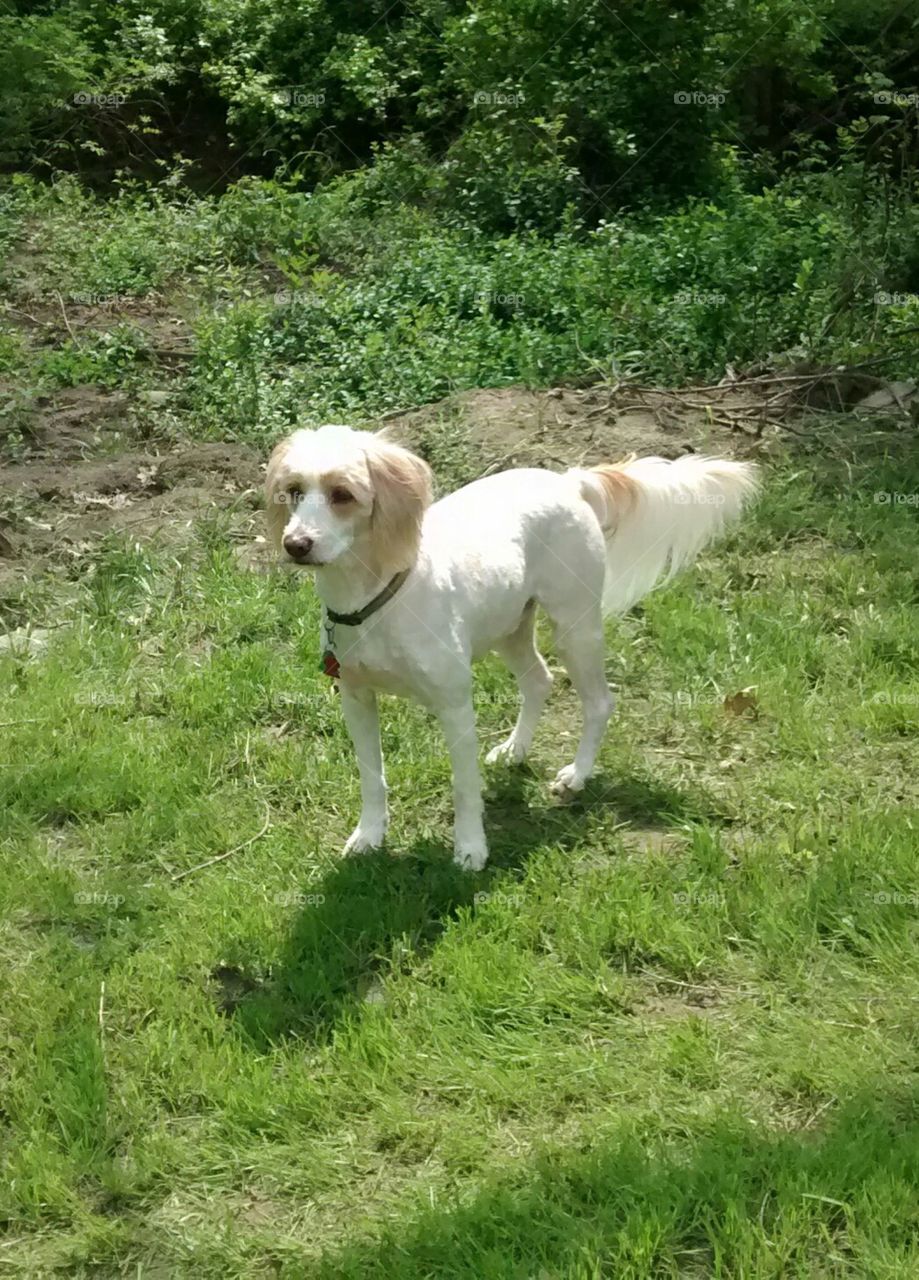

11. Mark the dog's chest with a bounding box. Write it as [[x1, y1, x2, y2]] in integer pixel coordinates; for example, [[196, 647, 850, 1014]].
[[325, 621, 431, 699]]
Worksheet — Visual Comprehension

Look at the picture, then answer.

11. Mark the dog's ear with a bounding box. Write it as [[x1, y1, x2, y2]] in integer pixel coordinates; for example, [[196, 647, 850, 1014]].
[[364, 436, 433, 574], [265, 436, 293, 551]]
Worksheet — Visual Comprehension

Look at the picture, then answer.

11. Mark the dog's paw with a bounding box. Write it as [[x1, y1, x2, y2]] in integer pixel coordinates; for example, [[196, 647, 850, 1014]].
[[453, 838, 489, 872], [485, 736, 527, 766], [549, 764, 586, 800], [343, 824, 386, 856]]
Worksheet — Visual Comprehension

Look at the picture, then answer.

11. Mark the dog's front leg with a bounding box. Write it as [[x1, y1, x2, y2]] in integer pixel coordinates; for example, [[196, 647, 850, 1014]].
[[435, 696, 488, 871], [339, 682, 388, 854]]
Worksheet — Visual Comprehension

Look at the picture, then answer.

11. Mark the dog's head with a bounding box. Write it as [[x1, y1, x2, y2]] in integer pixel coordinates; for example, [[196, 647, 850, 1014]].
[[265, 426, 433, 574]]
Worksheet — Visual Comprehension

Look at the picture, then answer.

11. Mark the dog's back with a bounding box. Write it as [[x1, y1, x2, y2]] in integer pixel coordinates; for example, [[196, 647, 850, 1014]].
[[420, 468, 603, 654]]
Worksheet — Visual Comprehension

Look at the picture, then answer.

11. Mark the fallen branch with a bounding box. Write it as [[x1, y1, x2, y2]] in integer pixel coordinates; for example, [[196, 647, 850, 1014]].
[[98, 980, 106, 1061], [170, 799, 272, 882], [54, 291, 77, 344], [1, 304, 48, 327]]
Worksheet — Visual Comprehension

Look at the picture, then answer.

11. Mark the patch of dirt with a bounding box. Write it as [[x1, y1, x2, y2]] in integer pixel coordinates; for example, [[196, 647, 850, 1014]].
[[2, 283, 197, 461], [3, 440, 258, 500], [5, 385, 134, 460], [7, 280, 197, 357], [384, 382, 778, 470], [208, 964, 263, 1015], [640, 979, 727, 1019], [5, 371, 901, 594], [643, 992, 723, 1020], [0, 437, 262, 590]]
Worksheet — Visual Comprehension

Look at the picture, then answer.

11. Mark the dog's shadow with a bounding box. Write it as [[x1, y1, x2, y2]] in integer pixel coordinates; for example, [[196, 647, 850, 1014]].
[[229, 768, 713, 1048]]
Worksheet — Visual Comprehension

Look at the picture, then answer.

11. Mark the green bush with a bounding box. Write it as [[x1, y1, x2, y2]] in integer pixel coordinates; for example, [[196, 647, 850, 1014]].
[[38, 327, 151, 389], [176, 160, 919, 438], [1, 1, 916, 231]]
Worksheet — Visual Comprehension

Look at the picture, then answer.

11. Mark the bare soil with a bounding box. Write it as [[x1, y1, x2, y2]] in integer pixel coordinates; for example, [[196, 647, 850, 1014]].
[[0, 386, 261, 589], [1, 368, 893, 594], [384, 382, 776, 468]]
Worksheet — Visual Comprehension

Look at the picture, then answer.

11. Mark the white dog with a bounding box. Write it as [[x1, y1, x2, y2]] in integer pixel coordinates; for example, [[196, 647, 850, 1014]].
[[266, 426, 758, 869]]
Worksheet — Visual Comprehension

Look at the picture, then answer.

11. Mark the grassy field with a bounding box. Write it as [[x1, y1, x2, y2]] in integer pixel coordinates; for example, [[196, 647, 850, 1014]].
[[2, 410, 919, 1276], [1, 177, 918, 1276]]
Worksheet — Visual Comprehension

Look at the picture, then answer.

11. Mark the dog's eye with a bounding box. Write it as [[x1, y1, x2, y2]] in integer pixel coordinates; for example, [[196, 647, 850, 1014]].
[[329, 487, 354, 505], [287, 485, 304, 504]]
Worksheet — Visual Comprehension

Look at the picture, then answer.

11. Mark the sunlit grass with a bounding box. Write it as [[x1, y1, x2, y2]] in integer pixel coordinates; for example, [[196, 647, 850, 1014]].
[[2, 438, 918, 1276]]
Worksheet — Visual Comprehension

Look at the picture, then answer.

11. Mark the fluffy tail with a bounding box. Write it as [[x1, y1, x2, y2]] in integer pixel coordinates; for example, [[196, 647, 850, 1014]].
[[574, 455, 759, 614]]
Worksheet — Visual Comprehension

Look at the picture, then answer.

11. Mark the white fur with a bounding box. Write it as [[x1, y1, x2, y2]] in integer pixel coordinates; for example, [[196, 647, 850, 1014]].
[[583, 454, 760, 614], [267, 427, 758, 870]]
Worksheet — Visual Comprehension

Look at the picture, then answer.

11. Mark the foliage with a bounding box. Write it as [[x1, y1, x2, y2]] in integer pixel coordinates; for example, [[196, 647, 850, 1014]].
[[179, 163, 919, 436], [2, 155, 917, 438], [0, 0, 916, 229]]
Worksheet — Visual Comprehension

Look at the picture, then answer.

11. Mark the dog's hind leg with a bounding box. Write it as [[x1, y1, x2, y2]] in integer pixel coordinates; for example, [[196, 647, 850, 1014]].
[[532, 521, 614, 797], [486, 604, 553, 766], [547, 606, 615, 798]]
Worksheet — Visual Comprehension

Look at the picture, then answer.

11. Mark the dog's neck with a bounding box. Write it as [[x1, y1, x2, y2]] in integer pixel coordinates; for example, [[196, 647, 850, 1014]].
[[313, 548, 409, 615]]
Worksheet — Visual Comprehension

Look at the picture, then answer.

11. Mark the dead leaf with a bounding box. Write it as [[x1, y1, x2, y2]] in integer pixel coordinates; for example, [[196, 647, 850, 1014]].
[[723, 688, 758, 717]]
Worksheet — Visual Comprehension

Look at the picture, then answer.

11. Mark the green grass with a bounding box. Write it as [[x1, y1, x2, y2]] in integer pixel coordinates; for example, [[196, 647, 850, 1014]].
[[1, 433, 918, 1276]]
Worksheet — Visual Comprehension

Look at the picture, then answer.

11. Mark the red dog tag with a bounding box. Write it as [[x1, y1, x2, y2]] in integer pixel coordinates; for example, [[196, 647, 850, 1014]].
[[320, 649, 341, 680]]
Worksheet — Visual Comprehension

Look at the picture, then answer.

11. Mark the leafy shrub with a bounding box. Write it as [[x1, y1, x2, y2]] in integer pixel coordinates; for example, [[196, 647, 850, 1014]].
[[38, 327, 151, 389], [178, 161, 919, 438], [1, 0, 916, 232]]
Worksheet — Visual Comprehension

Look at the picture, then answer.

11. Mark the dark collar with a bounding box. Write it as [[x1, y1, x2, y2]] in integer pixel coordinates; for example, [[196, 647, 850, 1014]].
[[324, 569, 410, 627]]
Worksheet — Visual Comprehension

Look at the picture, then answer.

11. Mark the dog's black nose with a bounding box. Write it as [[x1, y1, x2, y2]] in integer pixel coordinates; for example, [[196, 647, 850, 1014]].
[[283, 533, 314, 561]]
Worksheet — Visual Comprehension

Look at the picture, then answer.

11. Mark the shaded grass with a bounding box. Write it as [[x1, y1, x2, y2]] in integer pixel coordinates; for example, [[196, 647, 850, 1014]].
[[1, 433, 918, 1275], [318, 1092, 919, 1279]]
